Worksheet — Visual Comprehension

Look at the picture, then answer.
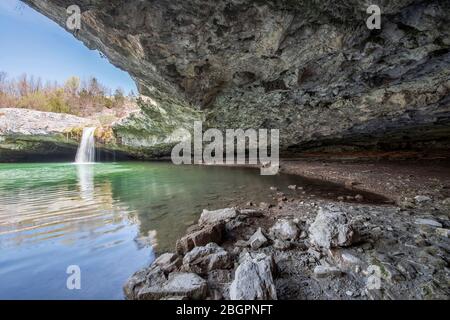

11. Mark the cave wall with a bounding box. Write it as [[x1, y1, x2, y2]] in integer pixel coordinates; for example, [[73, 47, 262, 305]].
[[22, 0, 450, 155]]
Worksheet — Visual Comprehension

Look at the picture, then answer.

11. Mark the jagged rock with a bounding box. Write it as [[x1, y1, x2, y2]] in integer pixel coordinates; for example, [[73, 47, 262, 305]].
[[269, 219, 299, 241], [154, 253, 182, 273], [309, 206, 357, 249], [207, 269, 233, 299], [313, 266, 343, 278], [182, 243, 232, 274], [123, 265, 167, 300], [415, 218, 443, 228], [229, 253, 277, 300], [137, 272, 207, 300], [199, 208, 237, 225], [249, 228, 268, 250], [176, 222, 224, 254]]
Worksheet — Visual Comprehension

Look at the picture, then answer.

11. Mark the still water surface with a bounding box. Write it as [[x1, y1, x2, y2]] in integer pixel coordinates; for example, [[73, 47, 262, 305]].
[[0, 162, 385, 299], [0, 162, 313, 299]]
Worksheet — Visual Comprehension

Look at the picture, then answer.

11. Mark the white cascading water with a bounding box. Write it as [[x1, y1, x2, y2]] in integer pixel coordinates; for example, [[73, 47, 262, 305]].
[[75, 127, 96, 164]]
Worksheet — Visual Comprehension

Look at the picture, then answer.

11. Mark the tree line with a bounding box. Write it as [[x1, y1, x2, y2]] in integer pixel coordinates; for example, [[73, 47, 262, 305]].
[[0, 72, 135, 116]]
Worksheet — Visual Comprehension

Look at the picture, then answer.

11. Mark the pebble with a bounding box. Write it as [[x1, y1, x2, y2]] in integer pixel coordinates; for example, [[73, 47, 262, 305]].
[[313, 266, 342, 278], [415, 218, 442, 228], [435, 228, 450, 238], [414, 195, 432, 203], [341, 252, 361, 265]]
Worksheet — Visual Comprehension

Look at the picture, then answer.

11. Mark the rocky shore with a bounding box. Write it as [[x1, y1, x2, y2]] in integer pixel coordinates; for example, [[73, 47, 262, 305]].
[[124, 161, 450, 300]]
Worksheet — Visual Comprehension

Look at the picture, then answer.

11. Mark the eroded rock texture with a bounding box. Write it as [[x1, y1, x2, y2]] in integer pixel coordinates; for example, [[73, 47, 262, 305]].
[[22, 0, 450, 155]]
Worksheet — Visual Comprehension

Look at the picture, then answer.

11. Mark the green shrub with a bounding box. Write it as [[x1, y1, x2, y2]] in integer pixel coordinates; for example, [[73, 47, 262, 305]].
[[45, 89, 70, 113]]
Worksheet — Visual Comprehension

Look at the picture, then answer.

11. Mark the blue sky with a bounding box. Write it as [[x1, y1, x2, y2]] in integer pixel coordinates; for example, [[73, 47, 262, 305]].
[[0, 0, 137, 94]]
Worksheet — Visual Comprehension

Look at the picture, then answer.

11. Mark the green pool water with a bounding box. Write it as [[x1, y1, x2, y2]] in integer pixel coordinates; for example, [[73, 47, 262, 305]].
[[0, 161, 386, 299], [0, 162, 308, 299]]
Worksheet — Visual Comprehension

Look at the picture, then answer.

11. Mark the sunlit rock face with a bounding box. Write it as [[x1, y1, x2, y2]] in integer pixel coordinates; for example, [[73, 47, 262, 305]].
[[22, 0, 450, 156], [0, 108, 97, 161], [0, 108, 132, 162]]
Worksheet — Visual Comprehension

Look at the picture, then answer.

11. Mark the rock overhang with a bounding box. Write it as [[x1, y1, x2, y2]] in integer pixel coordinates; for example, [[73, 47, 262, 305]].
[[18, 0, 450, 157]]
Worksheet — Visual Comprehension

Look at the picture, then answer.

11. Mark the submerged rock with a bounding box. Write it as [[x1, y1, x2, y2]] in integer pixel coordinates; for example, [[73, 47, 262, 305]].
[[229, 253, 277, 300], [309, 206, 357, 249]]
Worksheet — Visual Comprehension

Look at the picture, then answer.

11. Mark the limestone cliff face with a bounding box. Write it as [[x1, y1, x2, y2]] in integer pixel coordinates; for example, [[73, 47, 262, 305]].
[[22, 0, 450, 155], [0, 108, 97, 161]]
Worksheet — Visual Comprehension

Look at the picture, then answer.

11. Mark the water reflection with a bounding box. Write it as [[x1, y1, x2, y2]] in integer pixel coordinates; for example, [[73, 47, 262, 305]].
[[0, 162, 387, 299], [76, 164, 95, 200]]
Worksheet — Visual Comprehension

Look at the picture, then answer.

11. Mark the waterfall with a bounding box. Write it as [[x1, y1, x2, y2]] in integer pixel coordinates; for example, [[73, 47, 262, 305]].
[[75, 127, 96, 164]]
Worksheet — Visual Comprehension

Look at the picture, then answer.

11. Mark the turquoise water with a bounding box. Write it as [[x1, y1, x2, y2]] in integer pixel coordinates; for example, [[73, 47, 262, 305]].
[[0, 162, 386, 299], [0, 162, 310, 299]]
